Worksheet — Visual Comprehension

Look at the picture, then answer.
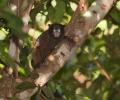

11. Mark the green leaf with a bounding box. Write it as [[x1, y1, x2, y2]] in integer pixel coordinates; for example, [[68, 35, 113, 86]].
[[16, 81, 36, 91], [66, 5, 74, 16], [9, 97, 18, 100], [18, 67, 27, 76], [48, 6, 55, 22], [4, 12, 23, 29], [30, 3, 44, 22], [96, 20, 107, 31], [116, 1, 120, 11], [2, 11, 29, 39], [48, 0, 66, 22], [110, 8, 120, 24], [88, 36, 105, 53], [0, 0, 7, 9], [54, 0, 66, 22], [0, 28, 8, 40], [0, 42, 15, 66]]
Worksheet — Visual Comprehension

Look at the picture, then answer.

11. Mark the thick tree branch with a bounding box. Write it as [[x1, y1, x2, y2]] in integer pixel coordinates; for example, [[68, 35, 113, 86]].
[[0, 0, 117, 99], [34, 0, 117, 87], [12, 0, 118, 99]]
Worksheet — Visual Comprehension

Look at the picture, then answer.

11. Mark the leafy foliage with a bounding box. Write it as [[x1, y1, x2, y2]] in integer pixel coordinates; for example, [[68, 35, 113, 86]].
[[0, 0, 120, 99]]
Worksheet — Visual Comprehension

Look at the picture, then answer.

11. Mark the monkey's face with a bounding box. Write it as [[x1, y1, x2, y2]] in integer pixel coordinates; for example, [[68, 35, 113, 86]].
[[53, 27, 61, 38], [49, 23, 64, 38]]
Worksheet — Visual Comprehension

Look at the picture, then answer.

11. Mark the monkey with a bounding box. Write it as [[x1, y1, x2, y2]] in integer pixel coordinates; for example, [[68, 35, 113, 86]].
[[32, 23, 65, 68]]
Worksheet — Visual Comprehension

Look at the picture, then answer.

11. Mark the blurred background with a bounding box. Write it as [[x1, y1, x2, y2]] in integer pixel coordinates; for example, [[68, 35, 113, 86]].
[[0, 0, 120, 99]]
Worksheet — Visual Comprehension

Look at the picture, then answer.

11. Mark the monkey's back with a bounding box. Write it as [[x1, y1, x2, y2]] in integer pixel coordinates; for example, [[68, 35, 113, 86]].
[[32, 31, 60, 67]]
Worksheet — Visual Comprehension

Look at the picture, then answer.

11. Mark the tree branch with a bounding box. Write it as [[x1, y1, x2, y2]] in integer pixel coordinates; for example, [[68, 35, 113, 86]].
[[0, 0, 117, 99], [35, 0, 117, 87], [15, 0, 118, 99]]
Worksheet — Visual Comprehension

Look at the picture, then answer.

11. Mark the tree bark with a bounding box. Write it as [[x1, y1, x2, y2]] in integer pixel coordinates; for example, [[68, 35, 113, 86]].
[[35, 0, 117, 87], [0, 0, 117, 99]]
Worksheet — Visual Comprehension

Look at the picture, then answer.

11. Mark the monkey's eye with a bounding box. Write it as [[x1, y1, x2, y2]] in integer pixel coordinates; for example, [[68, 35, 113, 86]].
[[53, 28, 60, 33]]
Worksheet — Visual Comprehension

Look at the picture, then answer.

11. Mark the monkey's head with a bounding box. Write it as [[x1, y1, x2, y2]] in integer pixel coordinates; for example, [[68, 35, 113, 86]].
[[49, 23, 64, 38]]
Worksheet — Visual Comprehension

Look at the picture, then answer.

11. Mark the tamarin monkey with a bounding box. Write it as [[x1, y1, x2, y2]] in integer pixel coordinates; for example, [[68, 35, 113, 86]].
[[32, 23, 65, 68]]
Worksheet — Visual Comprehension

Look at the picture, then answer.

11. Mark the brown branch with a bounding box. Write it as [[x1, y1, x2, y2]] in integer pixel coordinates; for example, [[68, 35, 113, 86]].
[[20, 0, 35, 17], [73, 70, 92, 88], [35, 0, 117, 87], [66, 0, 88, 35], [0, 0, 117, 99], [0, 0, 35, 98], [94, 59, 112, 81], [8, 0, 35, 32], [20, 0, 35, 32]]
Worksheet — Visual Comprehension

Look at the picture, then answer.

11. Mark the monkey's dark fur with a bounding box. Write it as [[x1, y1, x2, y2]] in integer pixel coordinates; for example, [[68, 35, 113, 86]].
[[32, 23, 64, 67]]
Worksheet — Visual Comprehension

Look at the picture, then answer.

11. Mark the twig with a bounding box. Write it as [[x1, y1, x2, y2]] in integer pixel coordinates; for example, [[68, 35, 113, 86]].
[[94, 59, 112, 81]]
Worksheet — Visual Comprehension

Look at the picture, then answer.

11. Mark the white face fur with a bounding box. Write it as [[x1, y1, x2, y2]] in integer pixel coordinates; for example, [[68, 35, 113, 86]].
[[53, 28, 61, 38]]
